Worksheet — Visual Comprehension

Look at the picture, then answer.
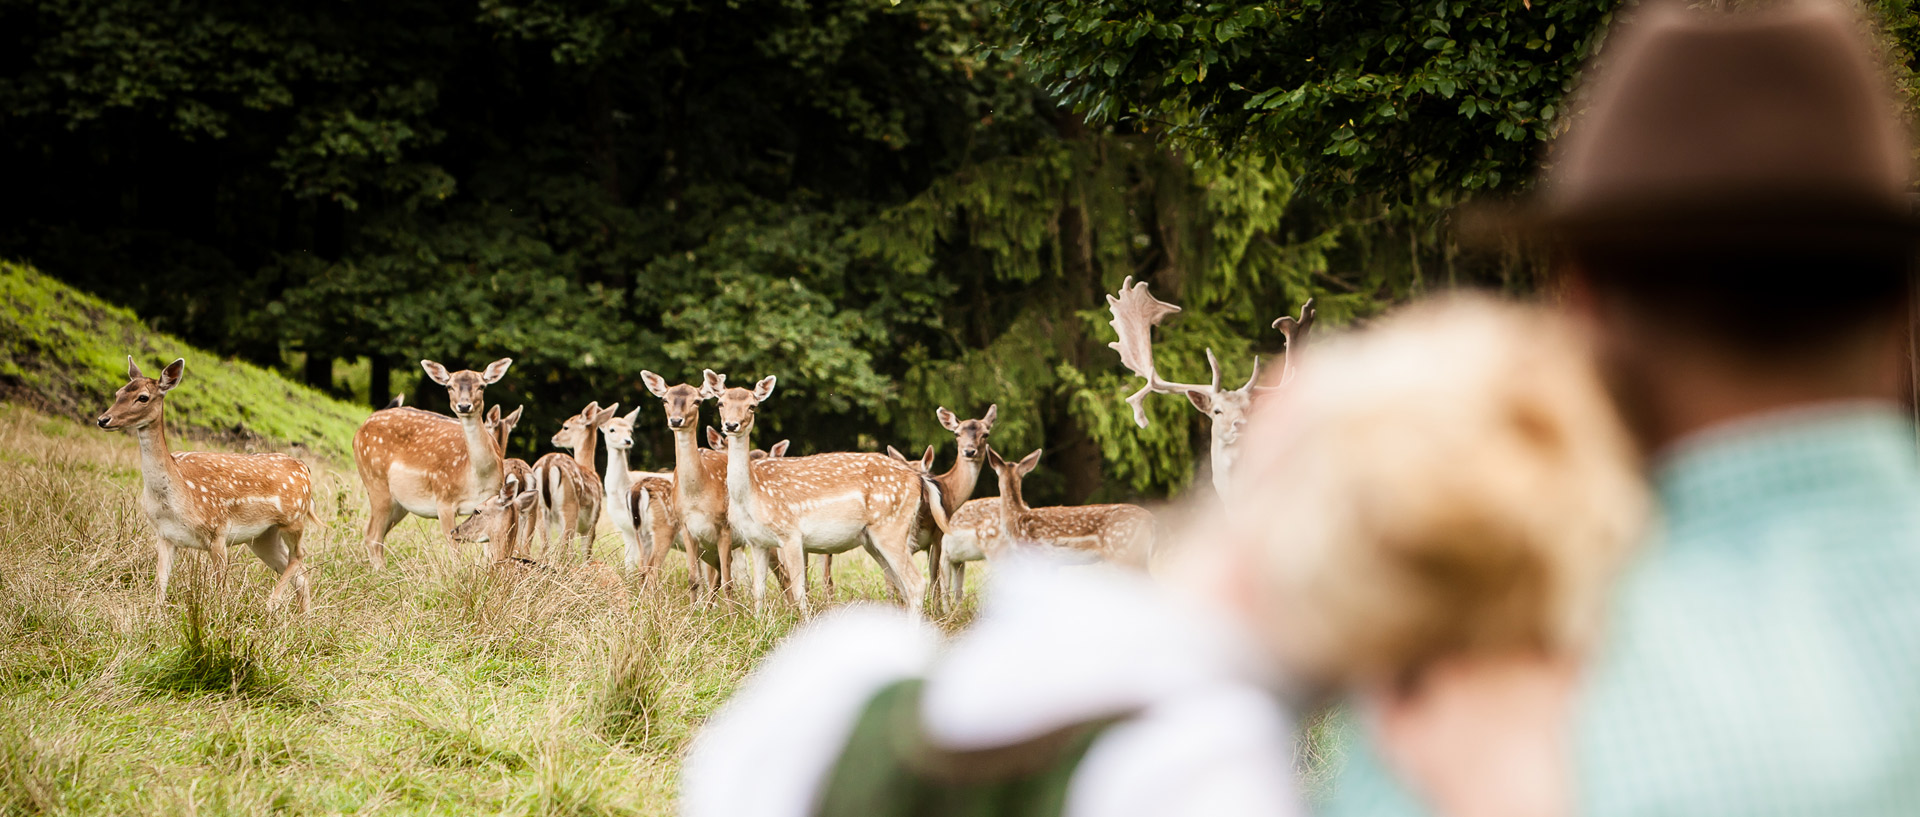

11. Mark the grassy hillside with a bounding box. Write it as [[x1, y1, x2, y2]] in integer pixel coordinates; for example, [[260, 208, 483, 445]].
[[0, 402, 946, 816], [0, 261, 367, 463]]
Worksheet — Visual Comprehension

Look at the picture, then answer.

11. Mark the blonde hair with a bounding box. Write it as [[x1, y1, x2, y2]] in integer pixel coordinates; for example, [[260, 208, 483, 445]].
[[1226, 295, 1647, 686]]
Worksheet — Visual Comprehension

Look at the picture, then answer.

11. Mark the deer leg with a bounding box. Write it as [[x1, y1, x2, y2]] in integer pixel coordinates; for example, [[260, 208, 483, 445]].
[[253, 529, 295, 612], [715, 526, 735, 599], [436, 501, 462, 559], [282, 527, 310, 613], [926, 534, 944, 616], [948, 560, 966, 612], [153, 536, 177, 607], [749, 545, 770, 615], [777, 540, 809, 617], [822, 553, 835, 600], [361, 481, 400, 570], [865, 523, 925, 620]]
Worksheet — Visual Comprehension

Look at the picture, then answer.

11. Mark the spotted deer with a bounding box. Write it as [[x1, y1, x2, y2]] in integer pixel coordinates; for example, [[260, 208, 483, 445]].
[[986, 447, 1155, 568], [353, 358, 513, 568], [937, 496, 1003, 609], [864, 405, 994, 607], [713, 372, 933, 618], [600, 406, 679, 574], [531, 402, 616, 562], [487, 404, 532, 489], [641, 370, 738, 598], [450, 473, 541, 562], [1107, 275, 1314, 495], [97, 358, 316, 611]]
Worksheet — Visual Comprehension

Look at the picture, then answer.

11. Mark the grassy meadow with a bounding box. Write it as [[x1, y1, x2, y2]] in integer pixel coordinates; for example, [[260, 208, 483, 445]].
[[0, 402, 973, 816]]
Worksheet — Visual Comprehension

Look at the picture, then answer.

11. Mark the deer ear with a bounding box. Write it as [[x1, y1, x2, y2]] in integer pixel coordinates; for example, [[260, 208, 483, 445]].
[[640, 371, 669, 398], [706, 427, 724, 449], [511, 490, 539, 512], [937, 407, 960, 432], [920, 445, 937, 469], [158, 359, 186, 392], [770, 440, 790, 457], [482, 358, 513, 384], [1186, 389, 1213, 413], [594, 403, 619, 424], [886, 445, 908, 464], [505, 406, 524, 426], [1017, 448, 1042, 476], [623, 406, 642, 423], [126, 356, 143, 381], [422, 360, 452, 386], [487, 405, 502, 423], [700, 369, 727, 398], [986, 446, 1006, 470], [983, 404, 998, 427], [753, 375, 777, 401]]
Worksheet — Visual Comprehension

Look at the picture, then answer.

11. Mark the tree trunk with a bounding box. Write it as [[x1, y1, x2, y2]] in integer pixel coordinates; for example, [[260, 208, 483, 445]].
[[369, 353, 391, 410], [305, 354, 334, 395]]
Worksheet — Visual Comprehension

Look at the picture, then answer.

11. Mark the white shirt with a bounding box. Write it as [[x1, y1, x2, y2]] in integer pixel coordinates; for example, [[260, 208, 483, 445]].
[[680, 558, 1303, 817]]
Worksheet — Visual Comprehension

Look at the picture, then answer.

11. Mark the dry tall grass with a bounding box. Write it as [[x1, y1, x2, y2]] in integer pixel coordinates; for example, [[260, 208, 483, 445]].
[[0, 404, 976, 816]]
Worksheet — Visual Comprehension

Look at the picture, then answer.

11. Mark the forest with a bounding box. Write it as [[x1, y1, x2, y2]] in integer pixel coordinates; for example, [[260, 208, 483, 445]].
[[7, 0, 1919, 504]]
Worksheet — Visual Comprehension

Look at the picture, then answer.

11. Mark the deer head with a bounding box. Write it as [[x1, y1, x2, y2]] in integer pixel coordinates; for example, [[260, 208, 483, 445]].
[[714, 372, 777, 440], [938, 404, 997, 461], [422, 358, 512, 418], [552, 401, 619, 450], [641, 370, 711, 431], [486, 405, 525, 453], [985, 446, 1042, 516], [451, 474, 540, 551], [886, 444, 939, 474], [98, 357, 185, 430], [600, 406, 643, 451]]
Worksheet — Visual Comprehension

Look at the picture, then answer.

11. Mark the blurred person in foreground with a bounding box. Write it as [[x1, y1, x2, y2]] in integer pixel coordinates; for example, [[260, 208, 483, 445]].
[[1325, 2, 1920, 817], [678, 295, 1646, 817]]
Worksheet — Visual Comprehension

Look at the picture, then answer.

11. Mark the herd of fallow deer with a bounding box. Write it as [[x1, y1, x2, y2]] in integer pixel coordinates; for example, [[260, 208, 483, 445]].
[[96, 279, 1310, 619]]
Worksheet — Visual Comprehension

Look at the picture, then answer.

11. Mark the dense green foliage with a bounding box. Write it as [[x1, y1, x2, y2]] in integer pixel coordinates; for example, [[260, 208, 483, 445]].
[[11, 0, 1916, 499], [0, 262, 368, 462]]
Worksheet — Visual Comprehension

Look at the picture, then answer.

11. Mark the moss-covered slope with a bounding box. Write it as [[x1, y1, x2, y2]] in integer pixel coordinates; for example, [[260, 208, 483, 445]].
[[0, 261, 366, 463]]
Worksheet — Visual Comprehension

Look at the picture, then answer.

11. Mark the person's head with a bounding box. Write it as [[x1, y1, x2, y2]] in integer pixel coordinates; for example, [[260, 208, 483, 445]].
[[1535, 0, 1916, 444], [1217, 296, 1647, 692]]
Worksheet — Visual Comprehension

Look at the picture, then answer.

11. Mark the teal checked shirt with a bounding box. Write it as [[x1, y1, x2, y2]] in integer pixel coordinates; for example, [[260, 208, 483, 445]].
[[1322, 403, 1920, 816]]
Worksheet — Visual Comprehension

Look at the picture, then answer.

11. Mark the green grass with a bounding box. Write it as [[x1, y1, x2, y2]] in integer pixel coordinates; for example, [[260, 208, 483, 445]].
[[0, 260, 369, 463], [0, 403, 985, 816]]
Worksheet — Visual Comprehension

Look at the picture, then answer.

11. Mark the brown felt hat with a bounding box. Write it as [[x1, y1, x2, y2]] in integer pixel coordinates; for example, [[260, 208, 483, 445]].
[[1522, 0, 1919, 252]]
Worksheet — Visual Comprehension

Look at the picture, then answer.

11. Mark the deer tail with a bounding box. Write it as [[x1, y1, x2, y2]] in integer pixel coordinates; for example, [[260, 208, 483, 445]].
[[919, 474, 951, 535]]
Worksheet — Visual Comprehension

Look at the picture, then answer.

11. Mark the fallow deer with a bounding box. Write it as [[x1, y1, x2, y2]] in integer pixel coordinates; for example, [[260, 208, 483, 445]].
[[532, 402, 617, 562], [641, 370, 738, 598], [936, 496, 1002, 609], [353, 358, 513, 569], [986, 447, 1155, 568], [450, 474, 541, 562], [1106, 276, 1315, 495], [713, 372, 933, 618], [600, 406, 681, 574], [97, 358, 316, 611], [488, 404, 533, 491]]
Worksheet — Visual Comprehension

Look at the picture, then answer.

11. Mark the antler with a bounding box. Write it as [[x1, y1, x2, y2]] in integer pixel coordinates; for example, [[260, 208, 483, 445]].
[[1270, 297, 1317, 387], [1106, 276, 1215, 428]]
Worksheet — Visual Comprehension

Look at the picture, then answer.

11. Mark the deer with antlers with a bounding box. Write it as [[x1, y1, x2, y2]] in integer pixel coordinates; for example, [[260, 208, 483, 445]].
[[712, 371, 934, 618], [986, 447, 1155, 568], [354, 358, 513, 568], [531, 402, 617, 562], [97, 358, 316, 611], [1106, 276, 1314, 494]]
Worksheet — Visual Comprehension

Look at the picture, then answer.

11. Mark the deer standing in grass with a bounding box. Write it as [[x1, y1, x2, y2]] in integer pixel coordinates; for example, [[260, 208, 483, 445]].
[[986, 447, 1155, 568], [532, 402, 616, 562], [487, 404, 532, 489], [1107, 276, 1314, 495], [600, 406, 682, 575], [97, 358, 316, 611], [641, 370, 738, 598], [353, 358, 513, 568], [714, 372, 933, 618], [866, 404, 993, 607]]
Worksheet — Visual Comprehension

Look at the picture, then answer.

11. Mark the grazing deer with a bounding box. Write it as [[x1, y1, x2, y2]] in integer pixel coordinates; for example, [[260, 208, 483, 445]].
[[353, 358, 513, 569], [714, 372, 933, 618], [986, 447, 1155, 568], [641, 370, 738, 598], [532, 402, 617, 562], [450, 474, 541, 562], [1106, 276, 1314, 494], [97, 358, 315, 611]]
